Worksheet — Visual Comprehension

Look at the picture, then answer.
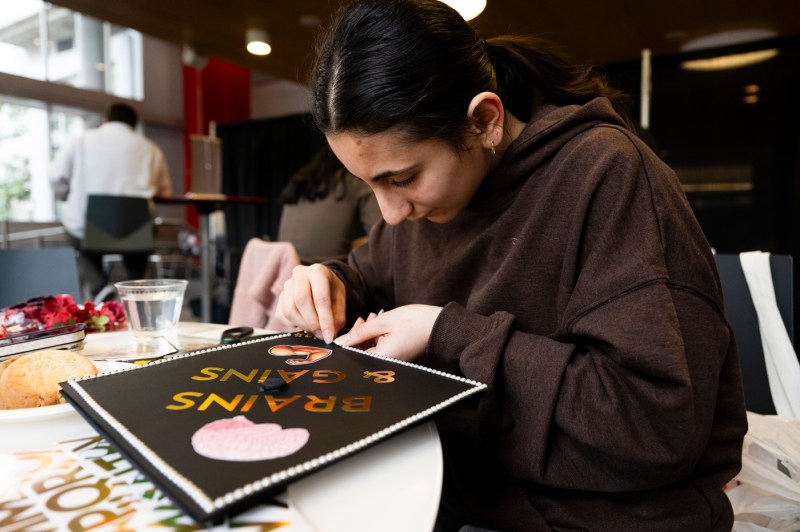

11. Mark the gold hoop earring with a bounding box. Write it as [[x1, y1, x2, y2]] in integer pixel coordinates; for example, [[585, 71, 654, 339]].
[[491, 141, 496, 156]]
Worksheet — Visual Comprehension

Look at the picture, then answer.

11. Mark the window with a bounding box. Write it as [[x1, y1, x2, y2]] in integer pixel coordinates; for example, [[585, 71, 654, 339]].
[[605, 37, 800, 255], [0, 97, 101, 221], [0, 99, 47, 220], [108, 25, 143, 100], [0, 2, 143, 99], [0, 1, 142, 222], [0, 0, 45, 80]]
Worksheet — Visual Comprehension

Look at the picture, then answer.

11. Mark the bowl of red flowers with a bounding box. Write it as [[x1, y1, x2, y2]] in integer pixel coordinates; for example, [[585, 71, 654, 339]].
[[0, 294, 126, 339]]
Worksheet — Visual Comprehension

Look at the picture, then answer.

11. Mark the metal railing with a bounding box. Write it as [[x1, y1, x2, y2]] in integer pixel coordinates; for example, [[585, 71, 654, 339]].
[[0, 221, 67, 249]]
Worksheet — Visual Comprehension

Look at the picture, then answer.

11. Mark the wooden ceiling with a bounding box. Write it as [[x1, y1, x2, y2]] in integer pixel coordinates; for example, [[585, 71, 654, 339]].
[[48, 0, 800, 83]]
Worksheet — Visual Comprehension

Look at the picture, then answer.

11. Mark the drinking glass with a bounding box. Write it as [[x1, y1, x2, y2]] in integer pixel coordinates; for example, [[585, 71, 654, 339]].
[[114, 279, 188, 342]]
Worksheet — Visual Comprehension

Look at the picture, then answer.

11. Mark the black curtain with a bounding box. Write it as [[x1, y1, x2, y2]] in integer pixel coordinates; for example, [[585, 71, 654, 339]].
[[216, 114, 326, 316]]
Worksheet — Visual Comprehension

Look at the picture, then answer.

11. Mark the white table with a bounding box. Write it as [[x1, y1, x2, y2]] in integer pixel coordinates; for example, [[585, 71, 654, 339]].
[[0, 322, 443, 532]]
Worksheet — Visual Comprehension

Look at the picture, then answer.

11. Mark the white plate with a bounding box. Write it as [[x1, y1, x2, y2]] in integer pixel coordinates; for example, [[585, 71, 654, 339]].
[[0, 360, 135, 423]]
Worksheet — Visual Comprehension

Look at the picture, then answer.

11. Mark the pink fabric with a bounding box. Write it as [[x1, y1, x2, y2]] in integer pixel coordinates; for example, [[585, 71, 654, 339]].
[[228, 239, 300, 331]]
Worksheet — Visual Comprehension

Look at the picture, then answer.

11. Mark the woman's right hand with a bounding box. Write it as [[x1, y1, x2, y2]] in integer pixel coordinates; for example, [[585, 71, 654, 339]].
[[275, 264, 347, 344]]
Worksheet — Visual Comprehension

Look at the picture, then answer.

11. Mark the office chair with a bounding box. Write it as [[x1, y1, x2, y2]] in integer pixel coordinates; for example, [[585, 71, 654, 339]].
[[0, 247, 82, 308], [83, 194, 156, 255], [715, 253, 794, 415], [83, 194, 157, 303]]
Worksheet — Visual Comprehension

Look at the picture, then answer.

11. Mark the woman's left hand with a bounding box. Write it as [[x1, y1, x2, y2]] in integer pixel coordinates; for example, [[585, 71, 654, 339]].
[[334, 304, 443, 362]]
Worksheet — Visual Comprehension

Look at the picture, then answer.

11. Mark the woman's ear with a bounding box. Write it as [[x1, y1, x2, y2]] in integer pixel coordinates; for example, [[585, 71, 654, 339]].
[[467, 92, 505, 150]]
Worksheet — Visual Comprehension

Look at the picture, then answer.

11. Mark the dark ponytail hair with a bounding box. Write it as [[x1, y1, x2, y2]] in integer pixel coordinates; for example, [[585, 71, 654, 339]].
[[483, 36, 630, 125], [312, 0, 630, 149]]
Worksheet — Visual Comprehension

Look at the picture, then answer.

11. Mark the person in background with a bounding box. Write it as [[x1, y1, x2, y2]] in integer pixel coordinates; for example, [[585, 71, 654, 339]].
[[276, 0, 747, 530], [277, 144, 381, 264], [49, 102, 173, 297]]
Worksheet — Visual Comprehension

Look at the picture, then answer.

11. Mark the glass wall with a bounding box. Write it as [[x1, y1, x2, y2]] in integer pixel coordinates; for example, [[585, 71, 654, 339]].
[[0, 0, 45, 80], [0, 1, 142, 222], [0, 1, 143, 99], [605, 36, 800, 257], [0, 97, 102, 221], [0, 99, 46, 220]]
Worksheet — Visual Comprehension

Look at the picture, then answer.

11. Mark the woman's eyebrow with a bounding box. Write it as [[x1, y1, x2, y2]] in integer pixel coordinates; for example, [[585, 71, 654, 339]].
[[367, 165, 417, 182]]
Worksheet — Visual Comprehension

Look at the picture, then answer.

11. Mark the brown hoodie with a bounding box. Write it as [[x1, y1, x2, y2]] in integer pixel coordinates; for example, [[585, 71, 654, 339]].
[[327, 97, 747, 531]]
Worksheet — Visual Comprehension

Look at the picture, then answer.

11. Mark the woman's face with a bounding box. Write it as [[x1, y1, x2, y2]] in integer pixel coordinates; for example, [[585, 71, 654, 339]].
[[328, 130, 490, 225]]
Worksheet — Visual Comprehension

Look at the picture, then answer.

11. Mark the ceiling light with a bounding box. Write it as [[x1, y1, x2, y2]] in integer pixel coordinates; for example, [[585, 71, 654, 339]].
[[438, 0, 487, 21], [681, 29, 778, 52], [679, 28, 778, 71], [246, 28, 272, 56], [681, 49, 778, 71]]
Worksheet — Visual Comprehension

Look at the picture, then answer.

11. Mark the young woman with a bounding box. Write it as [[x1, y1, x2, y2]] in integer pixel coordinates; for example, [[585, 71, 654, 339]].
[[276, 0, 747, 529]]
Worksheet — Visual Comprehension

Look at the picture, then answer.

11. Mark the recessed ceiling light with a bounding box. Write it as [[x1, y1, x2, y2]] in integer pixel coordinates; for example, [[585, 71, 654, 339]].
[[680, 28, 779, 71], [681, 28, 778, 52], [438, 0, 487, 21], [246, 28, 272, 56], [681, 49, 778, 71]]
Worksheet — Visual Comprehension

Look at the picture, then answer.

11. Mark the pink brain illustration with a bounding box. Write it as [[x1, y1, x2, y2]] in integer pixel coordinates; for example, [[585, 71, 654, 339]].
[[191, 416, 310, 461]]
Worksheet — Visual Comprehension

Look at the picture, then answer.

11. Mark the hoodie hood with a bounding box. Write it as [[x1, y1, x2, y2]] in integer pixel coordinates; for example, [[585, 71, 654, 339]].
[[471, 97, 630, 210]]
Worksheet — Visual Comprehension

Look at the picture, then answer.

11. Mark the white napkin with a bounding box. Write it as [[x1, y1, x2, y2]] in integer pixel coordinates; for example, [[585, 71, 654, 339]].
[[739, 251, 800, 418]]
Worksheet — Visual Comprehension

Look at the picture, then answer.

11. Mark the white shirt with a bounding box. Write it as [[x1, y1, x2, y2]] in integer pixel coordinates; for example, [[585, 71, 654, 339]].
[[49, 122, 173, 238]]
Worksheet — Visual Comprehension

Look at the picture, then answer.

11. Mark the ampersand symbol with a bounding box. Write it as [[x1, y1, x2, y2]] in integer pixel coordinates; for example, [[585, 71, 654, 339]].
[[363, 371, 395, 383]]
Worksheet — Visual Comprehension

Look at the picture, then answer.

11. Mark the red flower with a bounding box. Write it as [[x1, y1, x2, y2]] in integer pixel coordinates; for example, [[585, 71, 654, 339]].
[[39, 294, 80, 329], [0, 294, 126, 334], [99, 302, 126, 325]]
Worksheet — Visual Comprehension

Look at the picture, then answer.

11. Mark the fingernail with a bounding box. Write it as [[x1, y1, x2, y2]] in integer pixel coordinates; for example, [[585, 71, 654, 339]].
[[333, 333, 350, 345], [323, 329, 334, 344]]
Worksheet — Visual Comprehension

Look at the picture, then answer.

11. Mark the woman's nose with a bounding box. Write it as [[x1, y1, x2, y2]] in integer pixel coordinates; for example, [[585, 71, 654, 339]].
[[375, 192, 410, 226]]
